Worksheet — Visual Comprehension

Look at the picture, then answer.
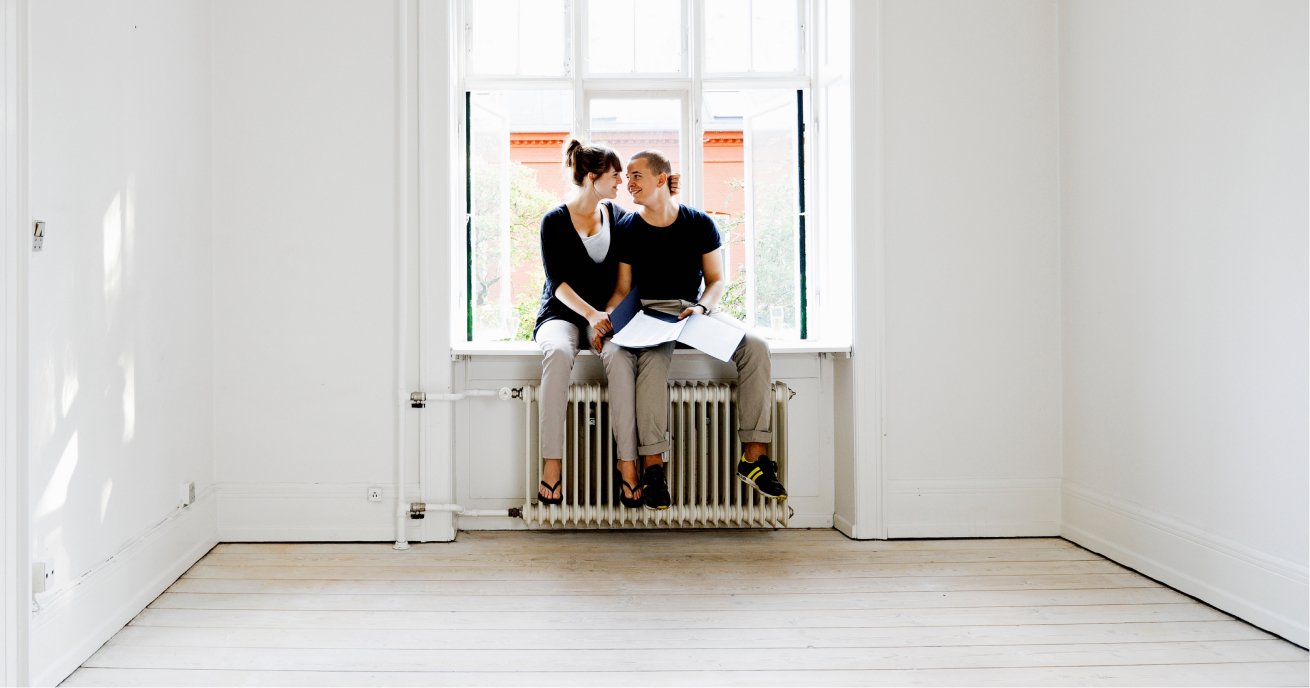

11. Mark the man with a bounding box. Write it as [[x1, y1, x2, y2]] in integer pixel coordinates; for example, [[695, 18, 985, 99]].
[[599, 150, 787, 510]]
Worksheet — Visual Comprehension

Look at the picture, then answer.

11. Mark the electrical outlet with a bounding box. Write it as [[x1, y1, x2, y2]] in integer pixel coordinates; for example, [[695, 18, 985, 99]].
[[367, 487, 383, 502], [32, 221, 44, 252], [181, 481, 196, 507], [32, 562, 52, 593]]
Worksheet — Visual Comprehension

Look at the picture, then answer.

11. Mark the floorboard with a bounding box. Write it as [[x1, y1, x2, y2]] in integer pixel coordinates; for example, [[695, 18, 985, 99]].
[[62, 531, 1309, 687]]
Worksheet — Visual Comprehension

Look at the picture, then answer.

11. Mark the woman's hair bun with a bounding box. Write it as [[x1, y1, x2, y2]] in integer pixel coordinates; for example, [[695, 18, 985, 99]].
[[563, 139, 583, 167]]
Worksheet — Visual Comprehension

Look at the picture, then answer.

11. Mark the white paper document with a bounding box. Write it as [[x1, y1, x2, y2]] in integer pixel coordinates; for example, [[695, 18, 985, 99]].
[[609, 311, 686, 349], [610, 309, 745, 362], [671, 313, 746, 362]]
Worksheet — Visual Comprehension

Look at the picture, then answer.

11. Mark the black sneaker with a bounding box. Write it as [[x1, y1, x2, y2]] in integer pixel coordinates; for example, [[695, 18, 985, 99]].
[[641, 464, 671, 510], [737, 455, 787, 500]]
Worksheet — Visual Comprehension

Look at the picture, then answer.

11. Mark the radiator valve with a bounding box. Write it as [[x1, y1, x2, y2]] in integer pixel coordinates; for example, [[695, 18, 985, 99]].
[[500, 387, 524, 401], [410, 392, 426, 409], [409, 502, 426, 519]]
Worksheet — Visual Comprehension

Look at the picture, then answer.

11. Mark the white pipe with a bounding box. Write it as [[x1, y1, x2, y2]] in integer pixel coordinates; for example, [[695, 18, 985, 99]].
[[401, 388, 509, 404], [388, 388, 522, 546], [421, 504, 513, 518], [393, 0, 412, 552], [523, 385, 535, 514], [414, 3, 427, 522], [416, 395, 425, 538], [421, 389, 502, 402]]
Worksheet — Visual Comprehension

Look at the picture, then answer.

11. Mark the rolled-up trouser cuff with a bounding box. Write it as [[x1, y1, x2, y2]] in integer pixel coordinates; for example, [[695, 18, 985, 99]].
[[639, 439, 671, 456], [739, 430, 772, 445], [632, 336, 675, 459]]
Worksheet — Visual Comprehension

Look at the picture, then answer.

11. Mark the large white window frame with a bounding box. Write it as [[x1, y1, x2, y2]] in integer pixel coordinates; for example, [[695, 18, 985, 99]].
[[456, 0, 825, 344]]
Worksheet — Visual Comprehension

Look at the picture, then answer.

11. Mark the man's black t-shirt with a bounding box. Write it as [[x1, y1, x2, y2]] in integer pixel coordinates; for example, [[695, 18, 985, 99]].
[[617, 205, 722, 302]]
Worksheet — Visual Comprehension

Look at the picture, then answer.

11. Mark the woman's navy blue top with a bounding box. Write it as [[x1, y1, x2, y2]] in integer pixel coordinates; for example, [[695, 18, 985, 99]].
[[533, 201, 628, 338]]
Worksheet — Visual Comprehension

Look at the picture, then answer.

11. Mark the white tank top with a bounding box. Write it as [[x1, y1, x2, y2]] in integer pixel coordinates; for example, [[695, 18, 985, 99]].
[[580, 205, 611, 264]]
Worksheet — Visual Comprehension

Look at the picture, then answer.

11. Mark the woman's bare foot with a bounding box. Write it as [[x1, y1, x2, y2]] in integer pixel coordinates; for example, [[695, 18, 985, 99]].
[[539, 458, 562, 502], [616, 460, 642, 506]]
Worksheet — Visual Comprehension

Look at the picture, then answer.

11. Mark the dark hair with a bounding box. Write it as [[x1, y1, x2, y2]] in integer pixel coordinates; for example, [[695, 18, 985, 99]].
[[564, 139, 623, 187], [629, 149, 679, 194]]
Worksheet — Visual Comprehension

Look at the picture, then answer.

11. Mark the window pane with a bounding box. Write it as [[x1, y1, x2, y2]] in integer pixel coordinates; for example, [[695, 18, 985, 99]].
[[705, 0, 799, 74], [468, 91, 573, 341], [586, 0, 682, 75], [588, 98, 683, 208], [703, 90, 800, 337], [752, 0, 798, 72], [588, 1, 635, 73], [704, 0, 749, 73], [469, 0, 567, 77]]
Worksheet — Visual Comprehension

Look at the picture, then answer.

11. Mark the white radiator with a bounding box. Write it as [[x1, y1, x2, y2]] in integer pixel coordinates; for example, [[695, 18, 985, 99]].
[[521, 381, 791, 528]]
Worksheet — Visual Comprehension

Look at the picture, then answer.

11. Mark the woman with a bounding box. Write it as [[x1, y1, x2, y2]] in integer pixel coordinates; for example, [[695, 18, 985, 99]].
[[533, 140, 647, 507]]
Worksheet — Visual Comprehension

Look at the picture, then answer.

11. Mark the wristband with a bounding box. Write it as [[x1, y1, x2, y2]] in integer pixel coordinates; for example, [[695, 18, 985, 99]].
[[694, 302, 710, 316]]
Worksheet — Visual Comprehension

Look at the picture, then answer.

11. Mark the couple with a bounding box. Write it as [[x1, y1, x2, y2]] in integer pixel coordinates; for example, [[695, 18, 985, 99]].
[[532, 139, 787, 511]]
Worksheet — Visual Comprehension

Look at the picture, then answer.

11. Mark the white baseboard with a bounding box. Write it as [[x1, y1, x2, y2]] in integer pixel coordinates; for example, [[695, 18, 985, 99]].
[[217, 482, 422, 542], [884, 478, 1061, 538], [222, 483, 834, 538], [1062, 482, 1309, 648], [30, 490, 217, 686], [833, 512, 858, 538]]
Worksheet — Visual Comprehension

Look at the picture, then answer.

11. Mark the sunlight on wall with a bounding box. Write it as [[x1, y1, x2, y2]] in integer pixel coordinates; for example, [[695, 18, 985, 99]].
[[120, 353, 135, 443], [60, 345, 79, 418], [102, 193, 122, 300], [99, 480, 114, 522], [34, 434, 78, 520], [32, 182, 142, 597], [119, 180, 136, 444]]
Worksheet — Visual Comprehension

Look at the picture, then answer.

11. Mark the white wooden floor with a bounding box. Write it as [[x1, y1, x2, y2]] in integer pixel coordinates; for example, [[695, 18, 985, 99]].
[[64, 531, 1308, 686]]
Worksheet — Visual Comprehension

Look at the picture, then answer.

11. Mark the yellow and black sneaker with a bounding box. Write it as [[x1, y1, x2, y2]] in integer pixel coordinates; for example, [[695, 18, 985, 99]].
[[641, 464, 671, 510], [736, 455, 788, 500]]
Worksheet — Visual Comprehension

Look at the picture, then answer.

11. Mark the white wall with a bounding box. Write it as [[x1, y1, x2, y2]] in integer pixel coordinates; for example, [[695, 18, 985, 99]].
[[1059, 0, 1308, 646], [838, 0, 882, 539], [870, 0, 1063, 537], [27, 0, 216, 683], [211, 0, 414, 540], [2, 0, 30, 682]]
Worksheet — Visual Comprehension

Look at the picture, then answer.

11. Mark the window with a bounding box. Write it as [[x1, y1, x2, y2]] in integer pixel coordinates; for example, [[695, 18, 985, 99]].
[[459, 0, 816, 342]]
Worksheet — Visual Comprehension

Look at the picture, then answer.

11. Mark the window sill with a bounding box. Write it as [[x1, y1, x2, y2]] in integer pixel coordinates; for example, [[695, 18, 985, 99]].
[[449, 340, 852, 357]]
